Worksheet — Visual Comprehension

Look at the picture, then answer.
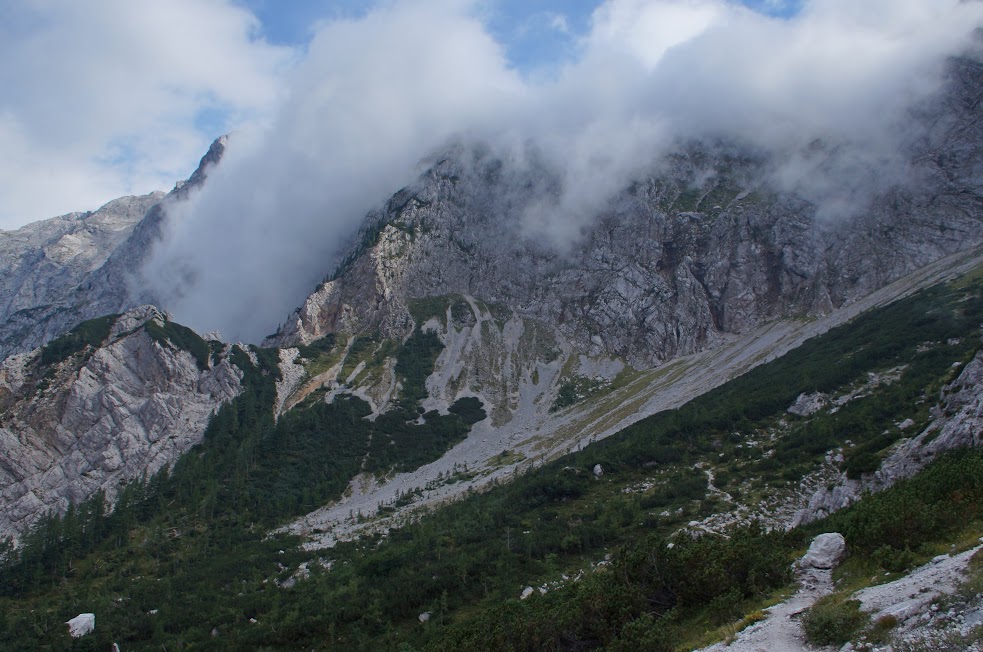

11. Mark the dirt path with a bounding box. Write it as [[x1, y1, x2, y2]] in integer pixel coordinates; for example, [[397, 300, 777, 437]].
[[701, 566, 836, 652]]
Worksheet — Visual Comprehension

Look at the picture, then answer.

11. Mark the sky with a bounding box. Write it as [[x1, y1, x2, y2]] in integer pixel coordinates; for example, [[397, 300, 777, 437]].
[[2, 0, 981, 343]]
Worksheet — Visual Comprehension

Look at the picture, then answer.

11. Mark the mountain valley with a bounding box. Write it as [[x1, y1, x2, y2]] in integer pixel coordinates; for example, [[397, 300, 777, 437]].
[[0, 41, 982, 652]]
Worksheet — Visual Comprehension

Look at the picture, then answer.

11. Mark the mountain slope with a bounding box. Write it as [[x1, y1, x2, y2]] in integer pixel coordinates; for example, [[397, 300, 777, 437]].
[[0, 306, 242, 538], [2, 266, 983, 650], [0, 193, 163, 357]]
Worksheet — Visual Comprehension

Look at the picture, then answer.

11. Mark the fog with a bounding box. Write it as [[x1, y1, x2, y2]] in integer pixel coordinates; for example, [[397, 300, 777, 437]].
[[140, 0, 983, 342]]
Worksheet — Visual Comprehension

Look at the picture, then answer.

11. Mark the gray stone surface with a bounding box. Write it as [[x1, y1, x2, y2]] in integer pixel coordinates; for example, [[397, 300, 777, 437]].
[[799, 532, 847, 570], [0, 306, 242, 539], [0, 137, 227, 360]]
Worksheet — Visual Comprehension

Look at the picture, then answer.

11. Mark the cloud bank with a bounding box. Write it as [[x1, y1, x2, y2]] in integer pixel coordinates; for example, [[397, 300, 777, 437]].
[[139, 0, 983, 342]]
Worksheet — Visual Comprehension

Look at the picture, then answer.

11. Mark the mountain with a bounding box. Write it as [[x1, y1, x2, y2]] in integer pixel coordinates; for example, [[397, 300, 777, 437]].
[[0, 136, 228, 361], [266, 55, 983, 367], [0, 306, 242, 538], [0, 51, 982, 652]]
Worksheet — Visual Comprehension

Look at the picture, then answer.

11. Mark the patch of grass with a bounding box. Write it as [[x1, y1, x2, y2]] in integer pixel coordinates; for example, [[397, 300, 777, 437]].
[[408, 296, 453, 327], [145, 318, 211, 370]]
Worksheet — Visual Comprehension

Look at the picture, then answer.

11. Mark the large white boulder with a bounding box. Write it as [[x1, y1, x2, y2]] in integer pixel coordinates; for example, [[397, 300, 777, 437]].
[[800, 533, 847, 569], [66, 613, 95, 638]]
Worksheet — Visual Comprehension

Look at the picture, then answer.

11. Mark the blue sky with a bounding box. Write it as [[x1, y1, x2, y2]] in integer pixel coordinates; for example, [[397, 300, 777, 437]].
[[237, 0, 803, 72]]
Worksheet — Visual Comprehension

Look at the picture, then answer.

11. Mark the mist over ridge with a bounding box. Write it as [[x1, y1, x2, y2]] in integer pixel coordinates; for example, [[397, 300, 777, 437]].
[[137, 0, 983, 343]]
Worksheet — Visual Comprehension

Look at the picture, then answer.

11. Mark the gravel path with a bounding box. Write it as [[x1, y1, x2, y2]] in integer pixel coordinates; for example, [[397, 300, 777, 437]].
[[701, 566, 836, 652]]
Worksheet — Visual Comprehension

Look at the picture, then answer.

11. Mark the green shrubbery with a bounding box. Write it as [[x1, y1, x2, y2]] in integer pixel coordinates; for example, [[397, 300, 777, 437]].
[[38, 314, 117, 366], [145, 317, 212, 369], [802, 595, 869, 646]]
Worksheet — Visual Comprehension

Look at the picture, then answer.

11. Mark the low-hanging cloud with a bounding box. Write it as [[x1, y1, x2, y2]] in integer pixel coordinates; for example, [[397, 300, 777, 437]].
[[140, 0, 983, 343]]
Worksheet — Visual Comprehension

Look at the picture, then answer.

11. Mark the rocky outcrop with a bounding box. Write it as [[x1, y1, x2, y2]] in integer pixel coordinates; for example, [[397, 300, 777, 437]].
[[793, 347, 983, 526], [267, 56, 983, 367], [0, 306, 242, 539], [0, 137, 228, 361]]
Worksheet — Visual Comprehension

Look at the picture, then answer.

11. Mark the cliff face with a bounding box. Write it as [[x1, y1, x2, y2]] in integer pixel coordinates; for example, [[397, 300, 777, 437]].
[[268, 56, 983, 367], [0, 306, 242, 539]]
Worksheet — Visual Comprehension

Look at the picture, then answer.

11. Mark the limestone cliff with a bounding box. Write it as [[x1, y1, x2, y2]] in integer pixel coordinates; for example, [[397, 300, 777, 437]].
[[0, 306, 242, 539]]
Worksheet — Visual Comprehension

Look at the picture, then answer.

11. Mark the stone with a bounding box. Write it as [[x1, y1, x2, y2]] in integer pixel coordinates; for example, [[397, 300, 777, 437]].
[[418, 612, 431, 623], [788, 392, 827, 417], [800, 533, 847, 569], [520, 587, 534, 600], [593, 464, 604, 478], [66, 613, 95, 638], [266, 56, 983, 373]]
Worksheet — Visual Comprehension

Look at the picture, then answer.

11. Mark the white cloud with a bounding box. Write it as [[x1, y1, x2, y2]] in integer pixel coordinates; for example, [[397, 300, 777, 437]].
[[141, 1, 522, 341], [132, 0, 983, 342], [0, 0, 291, 228]]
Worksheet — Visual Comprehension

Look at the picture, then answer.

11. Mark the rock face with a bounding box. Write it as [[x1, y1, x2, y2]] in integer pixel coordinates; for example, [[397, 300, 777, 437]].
[[267, 56, 983, 367], [0, 136, 227, 361], [0, 193, 163, 357], [0, 306, 242, 539]]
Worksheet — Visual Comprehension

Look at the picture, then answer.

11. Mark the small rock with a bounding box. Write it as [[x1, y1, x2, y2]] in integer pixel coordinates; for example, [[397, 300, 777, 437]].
[[520, 586, 534, 600], [593, 464, 603, 478], [419, 612, 431, 623]]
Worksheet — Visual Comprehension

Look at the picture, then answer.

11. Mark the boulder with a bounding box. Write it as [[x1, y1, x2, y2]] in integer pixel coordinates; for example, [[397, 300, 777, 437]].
[[66, 613, 95, 638], [800, 533, 847, 569]]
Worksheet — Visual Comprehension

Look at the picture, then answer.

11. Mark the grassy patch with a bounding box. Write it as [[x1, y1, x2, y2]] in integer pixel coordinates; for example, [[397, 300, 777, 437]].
[[145, 317, 211, 370], [38, 314, 117, 366]]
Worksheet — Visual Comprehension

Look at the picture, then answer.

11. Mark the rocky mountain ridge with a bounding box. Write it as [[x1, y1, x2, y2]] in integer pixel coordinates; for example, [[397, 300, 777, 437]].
[[0, 136, 228, 361], [0, 305, 242, 539], [266, 54, 983, 368]]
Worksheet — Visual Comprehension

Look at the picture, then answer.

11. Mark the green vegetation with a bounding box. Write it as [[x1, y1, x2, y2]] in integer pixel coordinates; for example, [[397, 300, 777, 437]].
[[1, 276, 982, 650], [394, 328, 444, 409], [807, 448, 983, 570], [38, 314, 117, 366], [802, 595, 869, 646], [144, 317, 212, 370], [295, 333, 337, 360], [551, 375, 603, 412]]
